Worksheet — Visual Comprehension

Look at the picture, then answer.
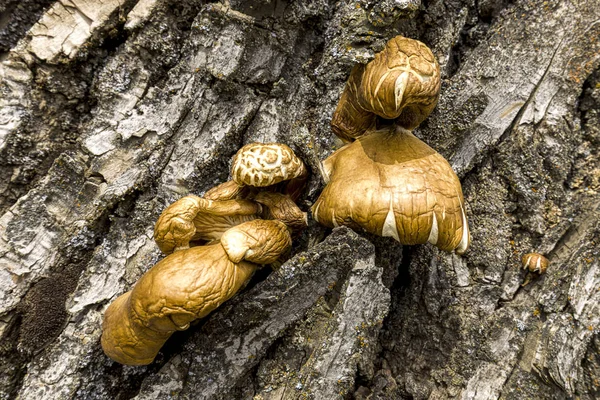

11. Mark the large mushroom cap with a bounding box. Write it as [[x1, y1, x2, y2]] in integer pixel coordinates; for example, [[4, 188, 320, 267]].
[[331, 35, 441, 140], [231, 143, 307, 188], [312, 127, 470, 254]]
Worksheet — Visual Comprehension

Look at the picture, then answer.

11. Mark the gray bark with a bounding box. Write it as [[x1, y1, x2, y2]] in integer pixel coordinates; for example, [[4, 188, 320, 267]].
[[0, 0, 599, 399]]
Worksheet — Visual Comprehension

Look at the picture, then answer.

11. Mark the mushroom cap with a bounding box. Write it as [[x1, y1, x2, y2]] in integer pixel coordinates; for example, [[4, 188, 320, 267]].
[[231, 143, 307, 188], [253, 191, 308, 233], [331, 35, 441, 140], [357, 35, 440, 128], [153, 195, 261, 254], [522, 253, 549, 273], [220, 219, 292, 264], [153, 195, 204, 254], [311, 127, 470, 254], [102, 243, 258, 365]]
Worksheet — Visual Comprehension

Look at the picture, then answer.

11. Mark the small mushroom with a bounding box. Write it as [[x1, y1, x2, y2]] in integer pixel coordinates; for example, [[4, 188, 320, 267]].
[[253, 191, 308, 233], [312, 127, 470, 254], [230, 142, 308, 200], [153, 194, 261, 254], [331, 35, 441, 141], [522, 253, 549, 274], [101, 219, 291, 365], [204, 180, 248, 201]]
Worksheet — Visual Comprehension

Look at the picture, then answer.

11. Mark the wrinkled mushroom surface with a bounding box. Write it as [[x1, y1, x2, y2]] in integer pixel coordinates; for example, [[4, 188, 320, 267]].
[[153, 194, 261, 254], [231, 142, 308, 200], [312, 127, 470, 254], [102, 219, 292, 365], [331, 35, 441, 141]]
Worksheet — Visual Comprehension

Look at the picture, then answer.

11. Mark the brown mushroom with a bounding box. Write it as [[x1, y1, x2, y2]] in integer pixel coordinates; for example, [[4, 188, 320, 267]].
[[230, 142, 308, 200], [331, 35, 441, 141], [203, 180, 248, 201], [153, 194, 261, 254], [101, 219, 291, 365], [312, 127, 470, 254], [522, 253, 549, 274], [253, 191, 308, 233]]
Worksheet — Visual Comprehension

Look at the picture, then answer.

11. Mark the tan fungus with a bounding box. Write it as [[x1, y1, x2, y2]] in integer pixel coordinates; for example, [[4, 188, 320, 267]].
[[101, 219, 292, 365], [312, 127, 470, 254]]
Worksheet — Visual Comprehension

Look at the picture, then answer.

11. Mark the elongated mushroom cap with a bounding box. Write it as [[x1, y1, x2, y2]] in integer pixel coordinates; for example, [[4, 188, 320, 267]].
[[154, 195, 261, 254], [102, 243, 259, 365], [221, 219, 292, 264], [312, 127, 470, 254], [331, 35, 441, 140], [231, 142, 307, 188]]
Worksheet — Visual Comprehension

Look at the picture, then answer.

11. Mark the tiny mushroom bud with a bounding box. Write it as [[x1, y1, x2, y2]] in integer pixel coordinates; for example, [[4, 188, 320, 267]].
[[522, 253, 549, 274], [331, 35, 441, 141], [312, 127, 470, 254], [101, 219, 292, 365]]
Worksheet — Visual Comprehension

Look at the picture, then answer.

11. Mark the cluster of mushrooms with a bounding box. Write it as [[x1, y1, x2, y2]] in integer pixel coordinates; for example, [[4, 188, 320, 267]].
[[101, 35, 472, 365], [312, 35, 470, 254], [102, 143, 308, 365]]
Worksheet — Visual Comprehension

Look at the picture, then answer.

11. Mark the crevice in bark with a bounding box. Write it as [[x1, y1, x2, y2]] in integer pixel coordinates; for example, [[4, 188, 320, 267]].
[[0, 0, 55, 55]]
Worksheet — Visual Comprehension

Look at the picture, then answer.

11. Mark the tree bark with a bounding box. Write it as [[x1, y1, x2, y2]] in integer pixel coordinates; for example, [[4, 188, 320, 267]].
[[0, 0, 599, 399]]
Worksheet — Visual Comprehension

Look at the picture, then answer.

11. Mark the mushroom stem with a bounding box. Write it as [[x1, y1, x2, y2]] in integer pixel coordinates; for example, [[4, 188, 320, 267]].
[[331, 65, 377, 142]]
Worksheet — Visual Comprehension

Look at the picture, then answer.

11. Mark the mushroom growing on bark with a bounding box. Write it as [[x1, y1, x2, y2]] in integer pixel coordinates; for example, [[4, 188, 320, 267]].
[[102, 143, 307, 365], [153, 195, 261, 254], [102, 219, 292, 365], [153, 143, 308, 255], [312, 127, 470, 254], [522, 252, 549, 274], [231, 142, 308, 201], [313, 35, 470, 254], [331, 35, 441, 141]]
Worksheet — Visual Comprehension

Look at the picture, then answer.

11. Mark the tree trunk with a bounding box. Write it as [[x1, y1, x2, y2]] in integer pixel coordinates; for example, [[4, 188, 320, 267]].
[[1, 0, 599, 399]]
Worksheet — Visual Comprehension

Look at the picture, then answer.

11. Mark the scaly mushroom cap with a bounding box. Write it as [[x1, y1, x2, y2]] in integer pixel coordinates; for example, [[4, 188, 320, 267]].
[[231, 143, 307, 188], [221, 219, 292, 264], [312, 127, 470, 254], [331, 35, 441, 140], [153, 195, 261, 254]]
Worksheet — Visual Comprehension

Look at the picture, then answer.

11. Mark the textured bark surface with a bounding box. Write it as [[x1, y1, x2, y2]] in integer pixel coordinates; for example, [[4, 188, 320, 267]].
[[0, 0, 599, 399]]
